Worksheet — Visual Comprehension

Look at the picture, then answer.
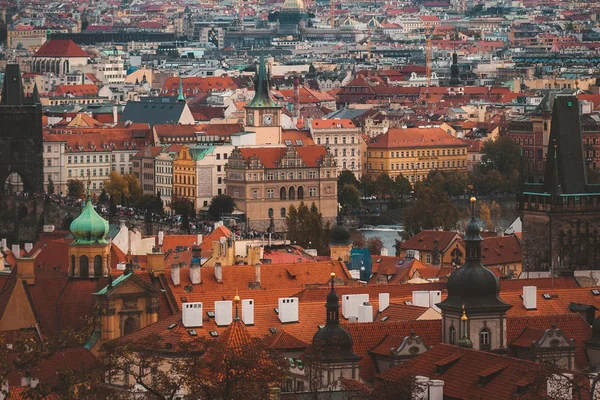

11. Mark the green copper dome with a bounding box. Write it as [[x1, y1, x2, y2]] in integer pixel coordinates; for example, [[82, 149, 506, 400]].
[[246, 55, 278, 109], [70, 196, 109, 245]]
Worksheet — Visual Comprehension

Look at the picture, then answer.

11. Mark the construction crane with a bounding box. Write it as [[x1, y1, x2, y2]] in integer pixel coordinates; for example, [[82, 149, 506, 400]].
[[425, 27, 432, 87]]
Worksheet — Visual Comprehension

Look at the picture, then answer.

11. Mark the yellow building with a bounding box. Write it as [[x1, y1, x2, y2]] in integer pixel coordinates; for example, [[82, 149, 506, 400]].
[[173, 145, 196, 205], [366, 127, 469, 185]]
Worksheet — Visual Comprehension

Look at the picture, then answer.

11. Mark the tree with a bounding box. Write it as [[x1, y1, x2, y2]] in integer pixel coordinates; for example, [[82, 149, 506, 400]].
[[367, 236, 384, 255], [370, 374, 426, 399], [359, 175, 375, 197], [403, 183, 459, 239], [286, 202, 330, 254], [374, 173, 396, 199], [491, 200, 502, 224], [67, 179, 85, 199], [337, 170, 359, 198], [470, 136, 521, 195], [138, 194, 164, 215], [98, 189, 109, 204], [394, 174, 412, 207], [103, 172, 129, 204], [171, 196, 195, 233], [124, 174, 142, 206], [426, 170, 468, 197], [351, 231, 367, 248], [208, 194, 236, 221], [47, 177, 55, 195], [479, 203, 494, 231], [339, 184, 362, 210]]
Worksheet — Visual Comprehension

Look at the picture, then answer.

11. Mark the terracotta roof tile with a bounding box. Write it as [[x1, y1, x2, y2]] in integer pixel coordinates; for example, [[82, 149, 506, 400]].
[[400, 231, 460, 252], [262, 329, 308, 350], [238, 145, 329, 168], [311, 119, 357, 129], [34, 40, 88, 58]]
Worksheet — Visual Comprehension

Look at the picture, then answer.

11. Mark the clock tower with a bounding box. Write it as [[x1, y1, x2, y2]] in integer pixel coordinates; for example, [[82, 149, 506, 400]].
[[244, 55, 282, 145]]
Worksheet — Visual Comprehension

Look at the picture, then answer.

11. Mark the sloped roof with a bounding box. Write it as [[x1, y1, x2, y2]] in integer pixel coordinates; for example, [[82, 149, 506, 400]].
[[401, 231, 460, 253], [34, 40, 88, 58], [238, 145, 328, 168], [263, 329, 307, 350], [369, 128, 468, 149]]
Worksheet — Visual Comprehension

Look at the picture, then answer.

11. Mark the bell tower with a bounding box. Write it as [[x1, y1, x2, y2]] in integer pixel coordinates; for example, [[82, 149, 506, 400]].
[[244, 55, 282, 145]]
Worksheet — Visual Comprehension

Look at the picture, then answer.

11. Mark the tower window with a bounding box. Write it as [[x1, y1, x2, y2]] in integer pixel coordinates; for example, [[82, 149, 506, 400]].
[[449, 326, 456, 345], [480, 328, 491, 351]]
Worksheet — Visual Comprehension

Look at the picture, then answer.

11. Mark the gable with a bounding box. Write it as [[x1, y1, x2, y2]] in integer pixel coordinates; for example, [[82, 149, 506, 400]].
[[0, 280, 37, 331]]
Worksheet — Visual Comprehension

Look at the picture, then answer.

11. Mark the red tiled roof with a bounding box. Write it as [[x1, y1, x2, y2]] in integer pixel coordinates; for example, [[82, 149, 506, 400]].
[[262, 329, 308, 350], [34, 40, 88, 58], [162, 76, 238, 95], [281, 130, 315, 146], [369, 128, 468, 149], [311, 119, 356, 129], [238, 145, 329, 168], [375, 303, 429, 322], [479, 235, 522, 266], [53, 84, 99, 97], [400, 231, 460, 252]]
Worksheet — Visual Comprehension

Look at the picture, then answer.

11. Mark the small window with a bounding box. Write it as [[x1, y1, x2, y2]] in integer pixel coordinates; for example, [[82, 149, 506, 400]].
[[480, 328, 491, 351], [280, 208, 286, 218]]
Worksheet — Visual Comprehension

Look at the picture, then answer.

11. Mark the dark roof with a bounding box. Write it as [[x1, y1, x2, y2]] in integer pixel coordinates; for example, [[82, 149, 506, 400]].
[[121, 97, 188, 126]]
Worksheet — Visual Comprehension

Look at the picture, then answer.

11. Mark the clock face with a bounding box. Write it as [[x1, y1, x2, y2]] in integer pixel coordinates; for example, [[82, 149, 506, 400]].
[[247, 113, 254, 126], [263, 114, 273, 125]]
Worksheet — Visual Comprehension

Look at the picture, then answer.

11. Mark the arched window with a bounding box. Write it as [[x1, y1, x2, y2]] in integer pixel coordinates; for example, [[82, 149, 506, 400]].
[[79, 255, 89, 278], [297, 186, 304, 200], [280, 208, 286, 218], [289, 186, 295, 200], [94, 255, 103, 277], [280, 187, 286, 200], [123, 317, 137, 335], [480, 328, 491, 351], [71, 255, 76, 276], [268, 208, 273, 218], [449, 326, 456, 345]]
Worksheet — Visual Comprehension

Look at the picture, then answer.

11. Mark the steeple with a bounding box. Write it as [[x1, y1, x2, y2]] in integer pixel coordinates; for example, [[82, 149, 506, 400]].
[[449, 51, 461, 86], [1, 64, 25, 105], [326, 272, 340, 326], [177, 76, 185, 102], [246, 55, 278, 109], [32, 83, 41, 105]]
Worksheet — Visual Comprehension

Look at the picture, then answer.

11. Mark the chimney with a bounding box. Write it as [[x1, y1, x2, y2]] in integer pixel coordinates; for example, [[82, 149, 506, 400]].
[[197, 234, 203, 245], [1, 238, 6, 250], [242, 299, 254, 325], [342, 294, 369, 319], [214, 300, 233, 326], [357, 302, 373, 323], [379, 293, 390, 312], [158, 231, 164, 246], [523, 286, 537, 310], [17, 258, 35, 285], [215, 262, 223, 283], [112, 104, 118, 124], [428, 379, 444, 400], [255, 263, 261, 284], [182, 302, 203, 328], [412, 291, 430, 308], [24, 243, 33, 253], [190, 263, 201, 284], [414, 376, 430, 399], [11, 245, 20, 258], [146, 247, 165, 274], [429, 290, 442, 312], [380, 247, 389, 256], [29, 378, 39, 389], [547, 373, 572, 400], [278, 297, 299, 323], [191, 243, 202, 264], [171, 263, 180, 285]]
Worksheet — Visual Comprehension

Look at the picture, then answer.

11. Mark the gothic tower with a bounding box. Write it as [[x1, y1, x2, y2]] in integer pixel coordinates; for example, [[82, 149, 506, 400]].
[[0, 64, 43, 193]]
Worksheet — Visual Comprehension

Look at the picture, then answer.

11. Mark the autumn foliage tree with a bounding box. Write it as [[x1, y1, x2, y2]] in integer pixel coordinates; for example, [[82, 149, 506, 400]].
[[286, 202, 331, 254]]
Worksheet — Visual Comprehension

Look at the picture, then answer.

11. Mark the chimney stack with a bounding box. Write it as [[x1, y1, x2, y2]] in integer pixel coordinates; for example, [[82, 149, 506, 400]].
[[523, 286, 537, 310], [278, 297, 299, 323], [215, 262, 223, 283], [255, 263, 261, 284], [190, 263, 201, 284], [24, 243, 33, 253], [214, 300, 233, 326], [357, 302, 373, 323], [412, 291, 430, 308], [171, 263, 180, 285], [11, 245, 20, 258], [146, 246, 165, 274], [379, 293, 390, 312], [158, 231, 164, 246], [112, 104, 118, 124], [428, 380, 444, 400], [242, 299, 254, 325], [182, 302, 203, 328]]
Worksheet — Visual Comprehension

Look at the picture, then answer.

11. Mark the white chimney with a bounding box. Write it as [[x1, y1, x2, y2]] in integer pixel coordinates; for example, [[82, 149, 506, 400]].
[[116, 262, 126, 271], [523, 286, 537, 310], [11, 245, 20, 258], [190, 264, 201, 284], [242, 299, 254, 325], [429, 291, 442, 312], [412, 291, 430, 308], [197, 234, 203, 245], [379, 293, 390, 312], [24, 243, 33, 253], [342, 294, 369, 319], [547, 373, 572, 400], [428, 379, 444, 400], [112, 104, 118, 124], [380, 248, 389, 256], [171, 264, 180, 286], [215, 262, 223, 283], [278, 297, 299, 323], [182, 302, 203, 328], [255, 263, 261, 283], [414, 376, 430, 399], [214, 300, 233, 326], [158, 231, 164, 246], [1, 238, 6, 249], [357, 302, 373, 323]]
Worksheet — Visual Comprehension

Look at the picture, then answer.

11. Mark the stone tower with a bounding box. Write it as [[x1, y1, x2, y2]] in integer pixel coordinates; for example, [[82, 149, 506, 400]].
[[0, 64, 43, 194], [520, 96, 600, 271]]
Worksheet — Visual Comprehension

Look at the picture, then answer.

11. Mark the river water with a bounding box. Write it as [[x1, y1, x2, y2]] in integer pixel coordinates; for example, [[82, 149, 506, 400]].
[[356, 224, 404, 255]]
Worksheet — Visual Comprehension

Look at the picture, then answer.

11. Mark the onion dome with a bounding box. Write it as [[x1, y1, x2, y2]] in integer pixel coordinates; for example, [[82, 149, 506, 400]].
[[437, 198, 511, 313], [311, 273, 361, 363], [282, 0, 305, 10], [70, 193, 109, 245], [330, 216, 351, 246]]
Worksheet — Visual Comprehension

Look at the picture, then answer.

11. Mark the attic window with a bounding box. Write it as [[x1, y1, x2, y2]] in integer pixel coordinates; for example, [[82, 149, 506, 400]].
[[381, 316, 389, 322], [274, 308, 279, 314], [167, 323, 177, 330], [207, 311, 215, 318], [209, 331, 219, 338], [284, 140, 292, 146], [269, 327, 278, 334], [542, 293, 552, 300], [295, 139, 303, 146], [181, 296, 188, 302], [405, 301, 412, 305], [592, 289, 600, 296], [188, 329, 197, 337], [376, 258, 382, 263]]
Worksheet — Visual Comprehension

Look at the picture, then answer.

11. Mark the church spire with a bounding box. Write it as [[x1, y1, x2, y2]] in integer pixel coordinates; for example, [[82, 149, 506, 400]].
[[32, 83, 41, 105], [246, 55, 278, 109], [326, 272, 340, 326], [177, 76, 185, 102]]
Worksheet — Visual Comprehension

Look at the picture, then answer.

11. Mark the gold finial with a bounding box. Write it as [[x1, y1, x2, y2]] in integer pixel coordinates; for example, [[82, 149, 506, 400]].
[[330, 272, 336, 278], [470, 196, 476, 203], [461, 304, 468, 322]]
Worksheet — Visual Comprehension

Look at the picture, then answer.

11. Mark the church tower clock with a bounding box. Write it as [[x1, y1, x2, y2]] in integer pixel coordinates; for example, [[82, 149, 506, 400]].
[[244, 55, 282, 145]]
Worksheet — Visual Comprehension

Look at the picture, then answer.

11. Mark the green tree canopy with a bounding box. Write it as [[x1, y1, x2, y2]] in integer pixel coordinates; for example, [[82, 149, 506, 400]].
[[470, 136, 521, 195], [337, 170, 359, 197], [339, 184, 362, 210], [67, 179, 85, 199], [403, 182, 459, 238], [208, 194, 236, 221], [286, 202, 331, 254]]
